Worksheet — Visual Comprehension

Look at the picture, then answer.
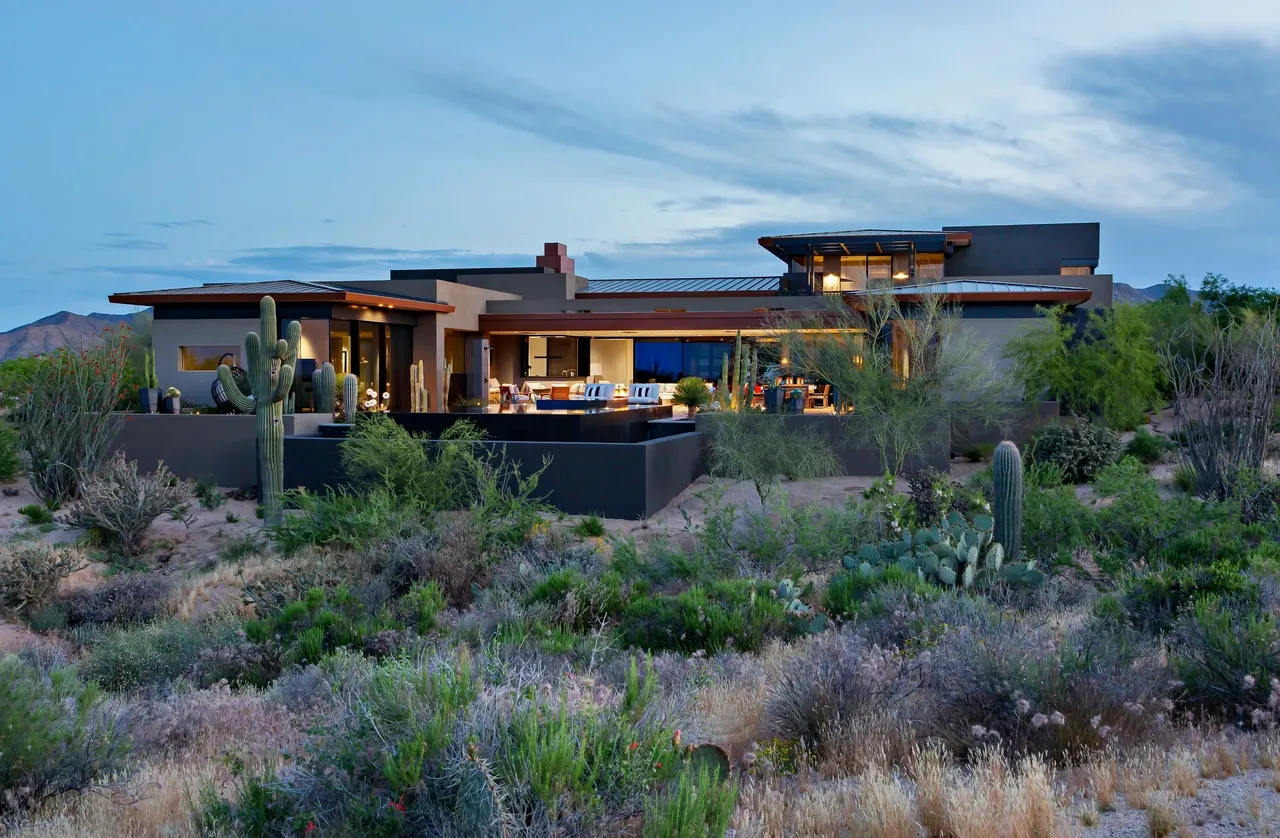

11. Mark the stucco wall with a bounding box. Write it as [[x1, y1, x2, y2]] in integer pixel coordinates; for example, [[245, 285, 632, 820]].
[[942, 223, 1100, 277], [297, 318, 329, 367], [152, 318, 258, 406]]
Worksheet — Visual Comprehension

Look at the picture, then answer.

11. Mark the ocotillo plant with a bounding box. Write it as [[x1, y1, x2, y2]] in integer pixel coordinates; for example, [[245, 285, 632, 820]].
[[992, 440, 1024, 560], [311, 362, 336, 414], [342, 374, 359, 421], [216, 295, 301, 528]]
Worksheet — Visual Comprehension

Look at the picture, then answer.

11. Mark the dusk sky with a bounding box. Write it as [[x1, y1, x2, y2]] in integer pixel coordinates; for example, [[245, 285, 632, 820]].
[[3, 1, 1280, 330]]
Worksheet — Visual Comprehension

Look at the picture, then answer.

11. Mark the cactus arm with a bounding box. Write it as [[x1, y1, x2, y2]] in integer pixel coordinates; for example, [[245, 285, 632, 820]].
[[270, 363, 295, 404], [216, 364, 256, 413]]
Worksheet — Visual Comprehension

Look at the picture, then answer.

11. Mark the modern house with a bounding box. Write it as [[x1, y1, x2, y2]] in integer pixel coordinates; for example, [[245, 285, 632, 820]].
[[109, 222, 1111, 412]]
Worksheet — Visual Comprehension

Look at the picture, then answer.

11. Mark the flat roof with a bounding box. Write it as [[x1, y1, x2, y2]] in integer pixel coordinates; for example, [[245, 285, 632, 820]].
[[758, 229, 973, 260], [107, 280, 456, 313], [581, 276, 781, 296]]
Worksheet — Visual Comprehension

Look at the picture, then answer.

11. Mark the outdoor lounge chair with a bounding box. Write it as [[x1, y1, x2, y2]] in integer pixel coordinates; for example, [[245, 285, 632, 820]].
[[584, 382, 613, 400], [627, 383, 660, 405]]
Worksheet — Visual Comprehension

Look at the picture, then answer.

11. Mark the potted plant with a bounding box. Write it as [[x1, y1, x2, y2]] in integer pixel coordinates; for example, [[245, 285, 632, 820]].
[[786, 387, 805, 414], [672, 376, 711, 417], [162, 386, 182, 414], [138, 348, 159, 413]]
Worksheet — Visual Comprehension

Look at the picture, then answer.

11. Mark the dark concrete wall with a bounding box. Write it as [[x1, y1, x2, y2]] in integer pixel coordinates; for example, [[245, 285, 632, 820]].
[[951, 402, 1060, 449], [942, 223, 1100, 277], [110, 413, 333, 488], [694, 413, 950, 475], [283, 431, 706, 519]]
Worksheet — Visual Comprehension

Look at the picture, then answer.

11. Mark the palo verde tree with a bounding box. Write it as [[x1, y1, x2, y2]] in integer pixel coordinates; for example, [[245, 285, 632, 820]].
[[216, 296, 301, 527], [774, 286, 1011, 475]]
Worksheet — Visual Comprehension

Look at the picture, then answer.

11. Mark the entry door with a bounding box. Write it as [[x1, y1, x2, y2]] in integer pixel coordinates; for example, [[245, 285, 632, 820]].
[[387, 324, 413, 412]]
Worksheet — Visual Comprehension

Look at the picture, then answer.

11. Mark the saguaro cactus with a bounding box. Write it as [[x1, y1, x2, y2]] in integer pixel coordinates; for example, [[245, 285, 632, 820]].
[[342, 374, 359, 422], [216, 296, 301, 528], [142, 348, 158, 389], [992, 440, 1024, 560], [311, 362, 336, 414]]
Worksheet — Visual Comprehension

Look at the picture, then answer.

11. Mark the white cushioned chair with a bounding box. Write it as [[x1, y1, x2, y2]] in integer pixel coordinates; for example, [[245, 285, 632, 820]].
[[627, 383, 661, 405], [584, 382, 613, 400], [570, 382, 586, 397]]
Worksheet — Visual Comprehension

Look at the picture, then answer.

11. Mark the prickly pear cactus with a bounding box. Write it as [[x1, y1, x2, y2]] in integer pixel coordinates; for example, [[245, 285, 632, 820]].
[[216, 296, 300, 528], [993, 440, 1024, 561], [311, 362, 336, 414]]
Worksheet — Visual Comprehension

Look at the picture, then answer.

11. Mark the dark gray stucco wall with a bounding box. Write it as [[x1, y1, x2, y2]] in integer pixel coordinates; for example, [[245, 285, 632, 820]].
[[110, 413, 333, 488], [694, 414, 950, 475], [942, 223, 1100, 277], [282, 432, 706, 519], [951, 402, 1060, 449]]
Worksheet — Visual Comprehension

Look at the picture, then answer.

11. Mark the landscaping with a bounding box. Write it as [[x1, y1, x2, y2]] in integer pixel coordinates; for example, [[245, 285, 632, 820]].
[[6, 281, 1280, 836]]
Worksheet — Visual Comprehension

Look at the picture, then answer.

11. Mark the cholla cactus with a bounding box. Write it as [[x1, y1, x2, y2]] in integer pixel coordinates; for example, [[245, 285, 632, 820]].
[[215, 295, 300, 528]]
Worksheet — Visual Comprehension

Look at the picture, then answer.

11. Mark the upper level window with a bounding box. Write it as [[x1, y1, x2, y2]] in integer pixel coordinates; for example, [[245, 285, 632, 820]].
[[1061, 266, 1094, 276], [917, 253, 944, 280], [179, 346, 238, 372]]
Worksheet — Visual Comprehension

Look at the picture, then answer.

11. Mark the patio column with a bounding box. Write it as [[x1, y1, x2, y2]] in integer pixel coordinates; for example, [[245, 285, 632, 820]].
[[413, 313, 445, 412]]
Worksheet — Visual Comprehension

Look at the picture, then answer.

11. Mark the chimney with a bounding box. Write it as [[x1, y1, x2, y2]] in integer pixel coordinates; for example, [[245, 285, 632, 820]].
[[535, 242, 575, 275]]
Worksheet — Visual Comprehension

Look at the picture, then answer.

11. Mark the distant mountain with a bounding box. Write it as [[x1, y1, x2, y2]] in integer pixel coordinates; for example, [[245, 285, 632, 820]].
[[1111, 282, 1194, 304], [0, 311, 148, 362]]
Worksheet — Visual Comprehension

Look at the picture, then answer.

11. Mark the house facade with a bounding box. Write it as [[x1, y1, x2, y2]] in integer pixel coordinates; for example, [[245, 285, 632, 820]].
[[109, 222, 1112, 412]]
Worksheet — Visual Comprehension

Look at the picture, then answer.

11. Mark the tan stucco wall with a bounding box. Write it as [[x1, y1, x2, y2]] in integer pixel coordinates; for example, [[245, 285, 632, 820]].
[[153, 318, 259, 405], [297, 318, 329, 367]]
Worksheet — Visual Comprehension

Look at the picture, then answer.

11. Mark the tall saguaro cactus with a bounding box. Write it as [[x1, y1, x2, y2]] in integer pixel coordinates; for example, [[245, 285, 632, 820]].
[[342, 374, 359, 421], [216, 296, 301, 528], [312, 362, 336, 414], [992, 440, 1024, 560]]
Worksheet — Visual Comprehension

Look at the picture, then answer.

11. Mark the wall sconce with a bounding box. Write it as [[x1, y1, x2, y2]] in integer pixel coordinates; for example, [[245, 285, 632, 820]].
[[892, 271, 909, 281], [822, 273, 840, 292]]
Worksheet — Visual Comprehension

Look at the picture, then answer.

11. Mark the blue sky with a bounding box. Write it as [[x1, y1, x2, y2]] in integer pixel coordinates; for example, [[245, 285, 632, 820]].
[[3, 1, 1280, 330]]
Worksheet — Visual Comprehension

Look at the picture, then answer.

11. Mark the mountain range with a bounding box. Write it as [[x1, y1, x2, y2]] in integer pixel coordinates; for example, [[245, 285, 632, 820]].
[[0, 310, 148, 362]]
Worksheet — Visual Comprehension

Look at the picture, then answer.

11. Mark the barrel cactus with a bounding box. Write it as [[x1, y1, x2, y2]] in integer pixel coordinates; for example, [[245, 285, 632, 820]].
[[842, 510, 1041, 588], [342, 373, 359, 422], [311, 362, 336, 414], [992, 440, 1024, 560], [215, 295, 301, 528]]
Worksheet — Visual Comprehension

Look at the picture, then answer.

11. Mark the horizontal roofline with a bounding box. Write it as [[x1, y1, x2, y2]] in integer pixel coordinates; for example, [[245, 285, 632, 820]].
[[108, 286, 455, 313]]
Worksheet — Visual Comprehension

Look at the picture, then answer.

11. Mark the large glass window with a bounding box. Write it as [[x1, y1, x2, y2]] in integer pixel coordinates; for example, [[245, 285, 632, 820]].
[[633, 341, 681, 383], [682, 342, 733, 381], [523, 336, 579, 377], [329, 324, 352, 375], [179, 346, 238, 371], [358, 324, 380, 394], [917, 253, 944, 280]]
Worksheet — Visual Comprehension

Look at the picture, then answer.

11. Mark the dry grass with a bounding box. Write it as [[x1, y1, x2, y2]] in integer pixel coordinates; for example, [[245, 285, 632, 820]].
[[1084, 750, 1119, 811], [913, 746, 952, 838], [817, 711, 918, 778], [853, 767, 917, 838], [1146, 793, 1181, 838], [1079, 801, 1100, 827], [733, 776, 860, 838], [1257, 730, 1280, 770], [1121, 747, 1166, 810], [13, 757, 233, 838], [695, 678, 769, 764], [1168, 751, 1199, 799], [1198, 736, 1240, 780]]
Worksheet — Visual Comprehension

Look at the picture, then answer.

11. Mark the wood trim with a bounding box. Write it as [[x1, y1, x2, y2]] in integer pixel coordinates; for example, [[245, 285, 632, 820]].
[[107, 291, 455, 313], [577, 290, 781, 299]]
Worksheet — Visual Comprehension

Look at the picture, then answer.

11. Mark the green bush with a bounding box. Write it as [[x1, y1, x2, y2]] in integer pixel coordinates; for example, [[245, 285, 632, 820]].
[[1174, 598, 1280, 724], [671, 376, 712, 413], [244, 586, 393, 666], [1126, 428, 1174, 464], [570, 514, 606, 539], [1173, 464, 1197, 493], [616, 579, 788, 654], [1028, 422, 1123, 483], [642, 765, 738, 838], [959, 442, 995, 463], [1120, 562, 1258, 634], [18, 503, 53, 524], [271, 486, 416, 553], [0, 655, 134, 817], [0, 419, 21, 482], [81, 617, 238, 692], [824, 565, 933, 621]]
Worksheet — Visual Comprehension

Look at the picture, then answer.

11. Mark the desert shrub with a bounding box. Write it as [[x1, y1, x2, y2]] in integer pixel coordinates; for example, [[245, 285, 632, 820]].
[[0, 420, 19, 482], [824, 565, 934, 622], [671, 376, 712, 413], [0, 654, 135, 817], [81, 616, 239, 692], [571, 514, 606, 539], [63, 572, 174, 626], [959, 442, 995, 462], [18, 502, 53, 524], [243, 586, 394, 666], [1173, 464, 1197, 493], [65, 453, 190, 555], [702, 411, 839, 505], [1172, 598, 1280, 725], [1127, 428, 1174, 464], [194, 475, 224, 510], [1028, 422, 1123, 483], [921, 616, 1169, 760], [218, 531, 264, 562], [14, 328, 131, 506], [1119, 562, 1258, 634], [400, 581, 446, 634], [1158, 522, 1270, 570], [906, 467, 986, 526], [375, 513, 495, 606], [272, 486, 417, 553], [187, 639, 285, 689], [617, 579, 788, 654], [643, 765, 737, 838], [523, 567, 628, 632], [0, 543, 83, 615], [764, 629, 915, 749]]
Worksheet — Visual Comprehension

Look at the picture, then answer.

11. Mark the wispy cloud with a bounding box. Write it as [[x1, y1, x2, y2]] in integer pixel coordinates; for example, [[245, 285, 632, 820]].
[[409, 63, 1227, 219], [98, 233, 168, 251], [145, 219, 213, 229]]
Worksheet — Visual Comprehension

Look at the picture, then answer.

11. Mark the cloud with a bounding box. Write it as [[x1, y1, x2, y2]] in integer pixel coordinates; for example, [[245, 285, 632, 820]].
[[321, 218, 336, 224], [409, 63, 1227, 219], [98, 233, 168, 251], [145, 219, 213, 229]]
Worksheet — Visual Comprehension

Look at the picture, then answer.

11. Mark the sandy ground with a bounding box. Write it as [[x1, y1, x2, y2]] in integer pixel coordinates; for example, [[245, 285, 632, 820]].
[[1079, 769, 1280, 837]]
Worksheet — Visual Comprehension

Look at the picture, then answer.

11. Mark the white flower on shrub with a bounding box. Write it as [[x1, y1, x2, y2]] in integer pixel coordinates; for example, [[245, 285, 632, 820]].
[[1049, 711, 1066, 726], [1031, 713, 1048, 729], [366, 388, 376, 397], [1244, 674, 1257, 689], [1015, 699, 1031, 715], [381, 392, 390, 401]]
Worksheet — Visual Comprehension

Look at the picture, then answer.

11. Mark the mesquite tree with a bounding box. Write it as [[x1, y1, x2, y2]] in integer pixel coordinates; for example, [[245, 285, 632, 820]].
[[216, 296, 301, 526]]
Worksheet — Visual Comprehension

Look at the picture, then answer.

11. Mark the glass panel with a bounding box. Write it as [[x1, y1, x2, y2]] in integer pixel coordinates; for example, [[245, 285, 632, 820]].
[[839, 255, 867, 291], [523, 336, 579, 377], [633, 341, 681, 383], [329, 324, 351, 375], [682, 342, 733, 382], [179, 346, 239, 371], [917, 253, 944, 280], [358, 324, 380, 395], [867, 255, 892, 282]]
